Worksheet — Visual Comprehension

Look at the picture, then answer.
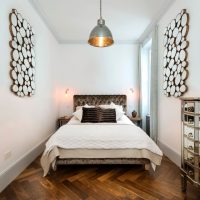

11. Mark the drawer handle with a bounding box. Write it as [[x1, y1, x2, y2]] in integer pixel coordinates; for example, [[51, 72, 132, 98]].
[[187, 157, 194, 164], [188, 132, 193, 138], [188, 170, 194, 176], [188, 146, 194, 150]]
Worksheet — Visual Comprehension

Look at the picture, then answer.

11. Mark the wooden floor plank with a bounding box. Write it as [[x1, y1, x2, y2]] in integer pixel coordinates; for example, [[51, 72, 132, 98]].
[[0, 156, 200, 200]]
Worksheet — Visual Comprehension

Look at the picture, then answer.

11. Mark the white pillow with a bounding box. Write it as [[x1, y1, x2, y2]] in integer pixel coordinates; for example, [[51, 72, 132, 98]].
[[76, 104, 89, 111], [76, 106, 83, 111], [110, 102, 124, 112], [73, 109, 82, 121], [115, 108, 125, 120], [73, 104, 94, 121], [99, 103, 124, 120], [99, 104, 112, 109]]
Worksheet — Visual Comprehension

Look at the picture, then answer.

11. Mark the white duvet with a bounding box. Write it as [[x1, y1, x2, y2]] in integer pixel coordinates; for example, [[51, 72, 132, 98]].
[[41, 116, 163, 175], [45, 116, 161, 155]]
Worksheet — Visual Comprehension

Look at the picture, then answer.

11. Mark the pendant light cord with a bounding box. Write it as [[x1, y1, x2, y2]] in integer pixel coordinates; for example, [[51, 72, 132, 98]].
[[100, 0, 102, 19]]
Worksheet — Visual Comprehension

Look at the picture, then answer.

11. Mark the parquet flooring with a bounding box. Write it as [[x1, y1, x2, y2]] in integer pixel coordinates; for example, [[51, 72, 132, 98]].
[[0, 156, 200, 200]]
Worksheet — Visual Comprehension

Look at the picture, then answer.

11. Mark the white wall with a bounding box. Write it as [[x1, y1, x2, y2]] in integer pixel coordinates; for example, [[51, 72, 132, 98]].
[[0, 0, 59, 189], [56, 44, 139, 117], [157, 0, 200, 165]]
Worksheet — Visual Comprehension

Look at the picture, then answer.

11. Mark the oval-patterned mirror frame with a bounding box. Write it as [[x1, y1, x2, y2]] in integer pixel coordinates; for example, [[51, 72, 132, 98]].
[[9, 9, 36, 97], [163, 9, 189, 97]]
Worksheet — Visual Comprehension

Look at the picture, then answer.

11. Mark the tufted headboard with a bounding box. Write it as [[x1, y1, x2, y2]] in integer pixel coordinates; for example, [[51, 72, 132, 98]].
[[73, 95, 127, 113]]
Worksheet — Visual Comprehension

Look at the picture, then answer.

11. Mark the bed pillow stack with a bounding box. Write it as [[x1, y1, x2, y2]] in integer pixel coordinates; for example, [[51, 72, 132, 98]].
[[73, 102, 124, 122]]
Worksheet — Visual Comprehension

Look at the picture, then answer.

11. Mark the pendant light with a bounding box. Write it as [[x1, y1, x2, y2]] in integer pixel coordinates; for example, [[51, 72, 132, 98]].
[[88, 0, 114, 47]]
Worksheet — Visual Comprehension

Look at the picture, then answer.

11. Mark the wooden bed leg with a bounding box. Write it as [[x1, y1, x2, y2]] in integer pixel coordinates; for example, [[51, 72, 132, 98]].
[[145, 164, 150, 171]]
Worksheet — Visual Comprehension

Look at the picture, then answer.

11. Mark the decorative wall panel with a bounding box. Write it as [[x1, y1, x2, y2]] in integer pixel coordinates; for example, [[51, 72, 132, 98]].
[[163, 9, 189, 97], [9, 9, 36, 97]]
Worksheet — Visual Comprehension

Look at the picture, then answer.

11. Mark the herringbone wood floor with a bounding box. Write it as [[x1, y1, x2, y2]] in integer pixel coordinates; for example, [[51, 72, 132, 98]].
[[0, 156, 200, 200]]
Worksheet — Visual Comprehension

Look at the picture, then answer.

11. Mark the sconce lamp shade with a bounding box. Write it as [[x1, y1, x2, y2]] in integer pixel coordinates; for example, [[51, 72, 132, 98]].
[[65, 89, 69, 96]]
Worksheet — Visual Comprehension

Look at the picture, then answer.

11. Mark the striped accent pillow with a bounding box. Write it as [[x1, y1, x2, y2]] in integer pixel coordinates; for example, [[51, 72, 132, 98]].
[[81, 107, 99, 123], [99, 108, 116, 123]]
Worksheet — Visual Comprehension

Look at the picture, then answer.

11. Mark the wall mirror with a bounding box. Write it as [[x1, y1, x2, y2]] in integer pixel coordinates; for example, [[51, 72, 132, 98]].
[[163, 9, 189, 97], [9, 9, 36, 97]]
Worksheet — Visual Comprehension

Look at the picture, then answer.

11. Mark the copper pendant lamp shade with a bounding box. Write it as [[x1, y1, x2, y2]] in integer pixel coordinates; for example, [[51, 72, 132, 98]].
[[88, 0, 114, 47]]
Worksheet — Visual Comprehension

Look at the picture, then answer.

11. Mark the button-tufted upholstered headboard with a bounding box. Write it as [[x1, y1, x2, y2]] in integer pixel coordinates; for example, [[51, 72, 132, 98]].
[[73, 95, 127, 113]]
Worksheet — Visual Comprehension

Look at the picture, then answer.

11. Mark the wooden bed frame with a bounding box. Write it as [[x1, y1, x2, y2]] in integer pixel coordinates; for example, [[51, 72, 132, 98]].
[[55, 95, 150, 170]]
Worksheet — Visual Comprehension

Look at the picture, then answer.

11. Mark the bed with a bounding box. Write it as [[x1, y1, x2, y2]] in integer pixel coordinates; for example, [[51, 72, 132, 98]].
[[41, 95, 163, 176]]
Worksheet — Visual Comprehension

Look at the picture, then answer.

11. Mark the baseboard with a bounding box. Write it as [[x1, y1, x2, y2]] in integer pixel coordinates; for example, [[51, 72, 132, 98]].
[[0, 135, 50, 192], [158, 140, 181, 167]]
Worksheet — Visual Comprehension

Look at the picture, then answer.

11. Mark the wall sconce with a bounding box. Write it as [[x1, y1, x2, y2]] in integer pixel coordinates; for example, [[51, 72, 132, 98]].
[[65, 89, 69, 96], [130, 88, 134, 93]]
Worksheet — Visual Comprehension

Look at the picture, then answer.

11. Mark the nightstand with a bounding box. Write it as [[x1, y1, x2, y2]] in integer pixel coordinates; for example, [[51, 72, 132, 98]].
[[57, 116, 71, 129], [128, 116, 142, 128]]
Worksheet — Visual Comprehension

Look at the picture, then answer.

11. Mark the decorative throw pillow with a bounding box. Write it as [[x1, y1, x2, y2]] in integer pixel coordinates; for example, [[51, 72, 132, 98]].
[[81, 107, 99, 123], [99, 108, 116, 123], [99, 103, 124, 120], [73, 104, 94, 121]]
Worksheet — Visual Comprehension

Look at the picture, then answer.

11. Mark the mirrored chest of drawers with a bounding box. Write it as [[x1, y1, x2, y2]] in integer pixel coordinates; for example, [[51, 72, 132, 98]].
[[181, 97, 200, 191]]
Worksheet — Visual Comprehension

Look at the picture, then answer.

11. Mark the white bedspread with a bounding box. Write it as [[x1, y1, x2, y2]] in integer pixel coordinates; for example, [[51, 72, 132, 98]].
[[45, 118, 161, 155], [41, 116, 163, 176]]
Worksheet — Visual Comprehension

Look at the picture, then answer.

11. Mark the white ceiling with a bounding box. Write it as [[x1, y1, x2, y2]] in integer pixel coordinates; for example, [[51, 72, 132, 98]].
[[30, 0, 174, 44]]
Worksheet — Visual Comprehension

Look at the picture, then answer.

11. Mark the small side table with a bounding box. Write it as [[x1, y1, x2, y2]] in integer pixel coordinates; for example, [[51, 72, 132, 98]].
[[57, 116, 71, 129], [128, 116, 142, 128]]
